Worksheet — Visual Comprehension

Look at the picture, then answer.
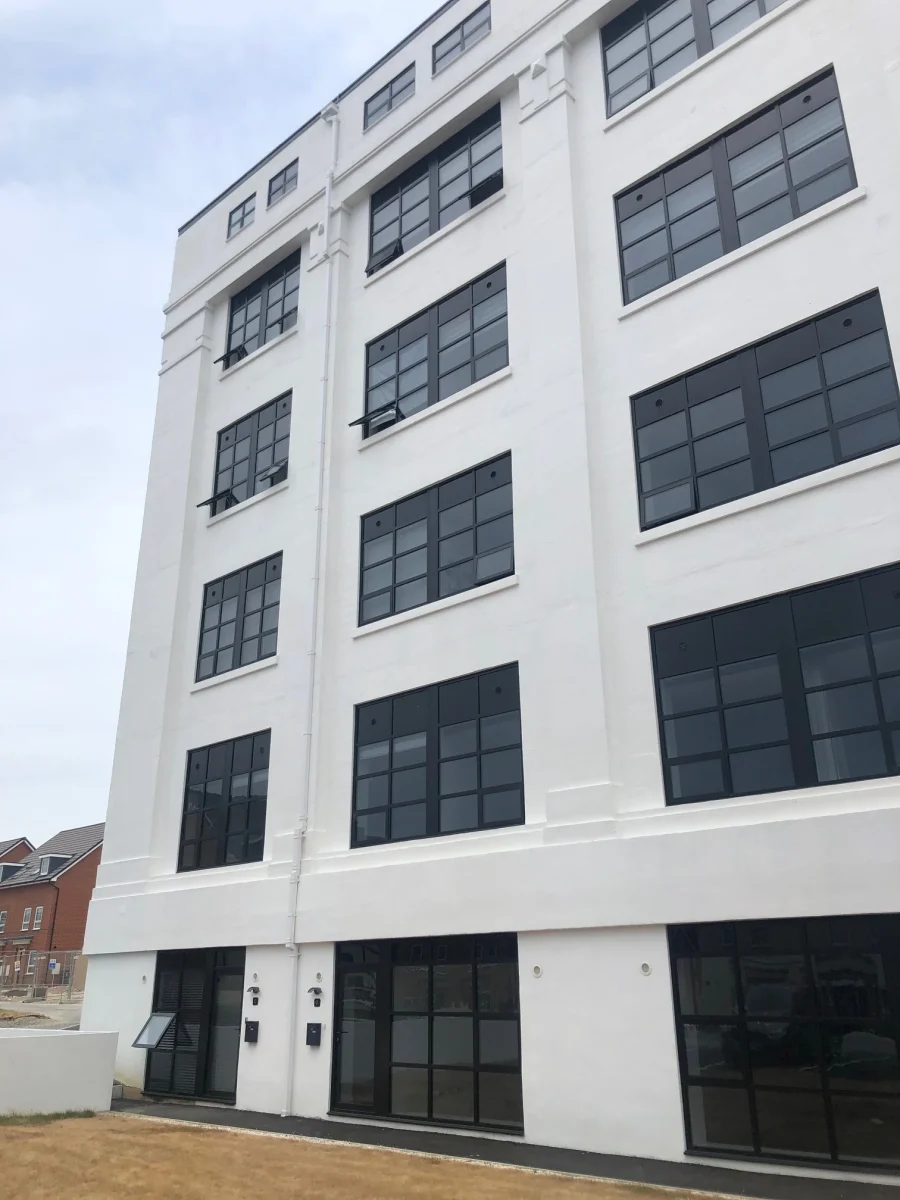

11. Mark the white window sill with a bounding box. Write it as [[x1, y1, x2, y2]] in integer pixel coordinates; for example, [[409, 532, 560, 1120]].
[[217, 325, 298, 379], [206, 479, 289, 527], [603, 0, 811, 132], [363, 190, 506, 288], [358, 366, 512, 450], [190, 655, 278, 694], [619, 188, 867, 319], [352, 574, 519, 638], [635, 443, 900, 545], [363, 89, 416, 134]]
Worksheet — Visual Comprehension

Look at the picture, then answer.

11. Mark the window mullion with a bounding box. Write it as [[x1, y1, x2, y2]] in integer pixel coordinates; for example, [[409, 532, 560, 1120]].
[[774, 594, 818, 788], [374, 951, 392, 1116], [689, 0, 714, 56], [428, 304, 439, 409], [428, 156, 440, 238], [709, 136, 740, 254], [427, 487, 440, 605], [739, 347, 775, 490], [426, 684, 440, 839]]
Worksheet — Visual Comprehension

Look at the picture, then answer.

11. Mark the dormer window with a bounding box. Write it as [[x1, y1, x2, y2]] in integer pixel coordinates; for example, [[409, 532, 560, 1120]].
[[39, 855, 68, 877], [0, 863, 23, 883]]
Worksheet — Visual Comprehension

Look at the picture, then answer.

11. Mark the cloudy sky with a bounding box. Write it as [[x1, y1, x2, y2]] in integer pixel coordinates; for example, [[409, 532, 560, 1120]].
[[0, 0, 438, 847]]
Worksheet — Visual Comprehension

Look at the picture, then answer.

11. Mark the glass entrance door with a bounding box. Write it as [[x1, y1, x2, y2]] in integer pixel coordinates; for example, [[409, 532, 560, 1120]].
[[145, 947, 245, 1103], [334, 949, 379, 1111]]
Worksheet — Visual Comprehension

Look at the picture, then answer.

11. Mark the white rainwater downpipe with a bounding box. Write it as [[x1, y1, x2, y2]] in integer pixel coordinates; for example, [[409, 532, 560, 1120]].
[[282, 100, 340, 1119]]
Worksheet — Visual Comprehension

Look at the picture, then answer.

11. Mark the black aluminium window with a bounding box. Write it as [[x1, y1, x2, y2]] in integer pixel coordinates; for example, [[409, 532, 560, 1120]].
[[602, 0, 788, 117], [196, 553, 282, 682], [332, 934, 523, 1130], [633, 292, 900, 528], [365, 64, 416, 129], [268, 159, 298, 206], [219, 250, 300, 369], [227, 194, 255, 238], [367, 105, 502, 275], [353, 664, 524, 847], [670, 915, 900, 1168], [355, 263, 508, 437], [433, 2, 491, 73], [178, 731, 269, 872], [199, 392, 292, 516], [616, 71, 856, 303], [359, 453, 514, 624], [652, 561, 900, 807]]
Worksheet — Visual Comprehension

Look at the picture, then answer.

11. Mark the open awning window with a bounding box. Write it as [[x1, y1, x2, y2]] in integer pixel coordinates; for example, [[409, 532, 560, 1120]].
[[132, 1012, 176, 1050]]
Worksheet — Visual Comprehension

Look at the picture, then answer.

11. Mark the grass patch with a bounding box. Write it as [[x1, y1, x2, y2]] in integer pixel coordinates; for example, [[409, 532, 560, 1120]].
[[0, 1110, 95, 1127]]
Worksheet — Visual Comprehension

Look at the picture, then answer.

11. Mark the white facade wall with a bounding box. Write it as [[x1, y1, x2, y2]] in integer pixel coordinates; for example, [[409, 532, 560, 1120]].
[[83, 0, 900, 1170]]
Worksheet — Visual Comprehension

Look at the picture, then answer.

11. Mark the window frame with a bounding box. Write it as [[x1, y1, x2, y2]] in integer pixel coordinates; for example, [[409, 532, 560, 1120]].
[[178, 731, 270, 872], [331, 934, 523, 1131], [632, 291, 900, 529], [267, 159, 298, 207], [0, 911, 6, 933], [615, 70, 856, 304], [433, 2, 491, 74], [669, 915, 900, 1169], [195, 553, 283, 682], [352, 663, 525, 848], [26, 950, 36, 975], [227, 194, 256, 238], [359, 453, 514, 625], [364, 64, 416, 129], [21, 907, 31, 931], [367, 105, 502, 276], [198, 392, 292, 516], [651, 560, 900, 807], [218, 250, 301, 370], [601, 0, 789, 117], [354, 263, 508, 438], [33, 905, 43, 931]]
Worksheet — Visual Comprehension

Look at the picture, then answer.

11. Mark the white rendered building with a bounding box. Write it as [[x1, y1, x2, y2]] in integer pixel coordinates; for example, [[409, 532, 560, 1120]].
[[83, 0, 900, 1179]]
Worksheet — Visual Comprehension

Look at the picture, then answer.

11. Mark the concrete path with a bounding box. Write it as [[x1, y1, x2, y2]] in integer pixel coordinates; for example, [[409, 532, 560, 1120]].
[[0, 998, 82, 1029]]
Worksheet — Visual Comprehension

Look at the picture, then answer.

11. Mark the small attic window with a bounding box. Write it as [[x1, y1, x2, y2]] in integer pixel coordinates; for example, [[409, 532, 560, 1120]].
[[39, 855, 68, 877]]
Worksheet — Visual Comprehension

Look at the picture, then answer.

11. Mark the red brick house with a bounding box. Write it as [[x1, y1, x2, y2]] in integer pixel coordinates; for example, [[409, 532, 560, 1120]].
[[0, 837, 34, 870], [0, 823, 104, 986]]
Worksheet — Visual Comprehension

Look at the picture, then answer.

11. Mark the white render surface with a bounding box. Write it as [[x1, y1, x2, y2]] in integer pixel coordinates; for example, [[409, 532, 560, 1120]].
[[0, 1029, 117, 1115], [83, 0, 900, 1166]]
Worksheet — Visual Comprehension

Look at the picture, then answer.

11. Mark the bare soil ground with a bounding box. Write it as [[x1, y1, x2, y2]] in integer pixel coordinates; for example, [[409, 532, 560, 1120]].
[[0, 1008, 47, 1023], [0, 1114, 721, 1200]]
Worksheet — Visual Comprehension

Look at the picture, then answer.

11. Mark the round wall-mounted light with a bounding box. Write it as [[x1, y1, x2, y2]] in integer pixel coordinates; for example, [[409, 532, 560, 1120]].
[[640, 962, 652, 977], [532, 965, 543, 979], [316, 972, 323, 983]]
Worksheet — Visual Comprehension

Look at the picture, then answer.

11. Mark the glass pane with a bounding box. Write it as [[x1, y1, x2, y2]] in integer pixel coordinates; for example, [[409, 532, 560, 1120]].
[[670, 758, 724, 800], [358, 742, 389, 776], [797, 164, 853, 214], [476, 483, 512, 522], [784, 98, 843, 155], [440, 499, 474, 538], [395, 578, 428, 612], [670, 201, 719, 252], [394, 732, 426, 768], [609, 74, 651, 113], [396, 519, 427, 554], [481, 748, 523, 788], [643, 482, 694, 524], [392, 767, 426, 804], [482, 788, 523, 824], [824, 1023, 900, 1092], [478, 1071, 523, 1127], [873, 627, 900, 675], [719, 655, 782, 704], [479, 1019, 519, 1066], [790, 129, 850, 187], [814, 731, 886, 782], [730, 744, 794, 794], [395, 548, 427, 584], [673, 230, 723, 277], [434, 964, 473, 1012], [676, 956, 738, 1016], [441, 720, 477, 758], [338, 969, 376, 1106], [664, 711, 722, 758], [619, 200, 665, 249], [659, 668, 717, 715], [684, 1024, 742, 1079], [828, 367, 898, 424], [765, 394, 829, 447], [391, 1066, 428, 1117], [688, 1085, 753, 1151], [832, 1095, 900, 1165], [391, 803, 426, 841], [733, 163, 788, 218], [432, 1070, 474, 1123], [689, 389, 743, 438], [640, 444, 691, 491], [737, 194, 794, 244], [440, 757, 478, 795], [627, 259, 672, 301], [648, 0, 692, 38], [770, 431, 834, 484], [693, 424, 749, 473], [838, 410, 900, 459], [755, 1088, 830, 1157], [759, 357, 821, 411], [638, 411, 688, 458], [607, 47, 650, 95], [806, 681, 878, 734], [800, 636, 870, 687], [742, 952, 809, 1017], [710, 0, 758, 46], [729, 133, 783, 186], [481, 711, 521, 750], [433, 1016, 473, 1065], [392, 1015, 428, 1063], [667, 173, 716, 222], [441, 794, 479, 832], [206, 973, 243, 1097], [822, 330, 890, 387], [364, 533, 393, 567], [723, 698, 787, 748], [653, 39, 697, 84], [623, 228, 669, 275], [650, 15, 693, 64], [606, 25, 647, 73], [355, 775, 388, 811]]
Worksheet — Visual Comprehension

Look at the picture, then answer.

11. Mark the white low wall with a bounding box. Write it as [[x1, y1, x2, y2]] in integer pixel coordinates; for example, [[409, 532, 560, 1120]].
[[0, 1029, 118, 1115]]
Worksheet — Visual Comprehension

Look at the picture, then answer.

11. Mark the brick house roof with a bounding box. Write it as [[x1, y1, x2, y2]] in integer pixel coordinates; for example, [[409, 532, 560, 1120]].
[[0, 823, 104, 889], [0, 837, 33, 859]]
